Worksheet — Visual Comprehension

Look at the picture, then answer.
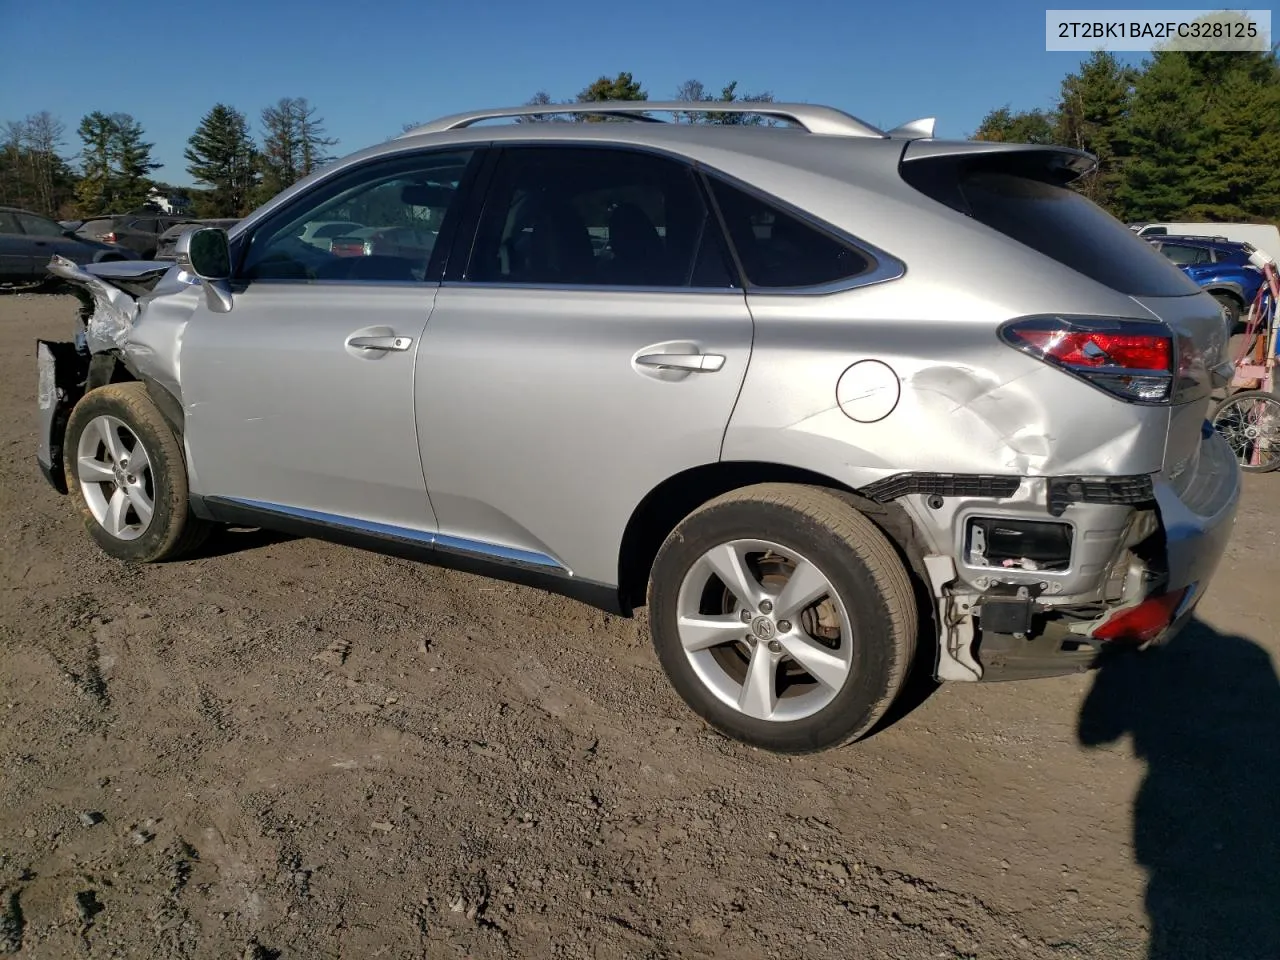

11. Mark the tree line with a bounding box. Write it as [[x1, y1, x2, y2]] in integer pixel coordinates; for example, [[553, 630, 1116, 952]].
[[0, 98, 337, 221], [7, 47, 1277, 228], [972, 46, 1280, 224]]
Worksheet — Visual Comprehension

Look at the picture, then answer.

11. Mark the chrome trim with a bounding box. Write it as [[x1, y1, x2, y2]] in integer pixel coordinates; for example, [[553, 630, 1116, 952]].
[[222, 497, 567, 570], [440, 280, 741, 295], [238, 278, 436, 289]]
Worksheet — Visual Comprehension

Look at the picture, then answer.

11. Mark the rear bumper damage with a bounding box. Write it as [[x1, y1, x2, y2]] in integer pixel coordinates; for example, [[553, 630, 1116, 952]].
[[893, 422, 1241, 682]]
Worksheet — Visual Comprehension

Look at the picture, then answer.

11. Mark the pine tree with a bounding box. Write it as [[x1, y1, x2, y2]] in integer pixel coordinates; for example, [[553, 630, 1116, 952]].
[[185, 104, 260, 217], [110, 113, 160, 210], [1054, 52, 1138, 214]]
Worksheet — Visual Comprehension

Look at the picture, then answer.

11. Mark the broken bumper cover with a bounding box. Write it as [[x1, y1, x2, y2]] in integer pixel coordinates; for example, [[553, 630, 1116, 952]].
[[36, 339, 88, 494], [1136, 421, 1241, 643], [977, 422, 1240, 679]]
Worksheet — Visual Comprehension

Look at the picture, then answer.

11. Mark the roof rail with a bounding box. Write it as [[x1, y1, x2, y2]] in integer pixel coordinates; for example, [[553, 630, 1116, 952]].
[[400, 101, 887, 138]]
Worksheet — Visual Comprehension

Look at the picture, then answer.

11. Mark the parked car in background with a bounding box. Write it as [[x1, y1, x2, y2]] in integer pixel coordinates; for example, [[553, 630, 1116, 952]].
[[76, 211, 199, 260], [1145, 234, 1265, 330], [0, 205, 129, 290], [36, 100, 1240, 753], [154, 219, 240, 260], [1131, 221, 1280, 260]]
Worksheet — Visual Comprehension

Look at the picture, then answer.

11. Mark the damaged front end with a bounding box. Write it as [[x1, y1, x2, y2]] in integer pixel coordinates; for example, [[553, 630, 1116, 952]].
[[36, 255, 197, 493]]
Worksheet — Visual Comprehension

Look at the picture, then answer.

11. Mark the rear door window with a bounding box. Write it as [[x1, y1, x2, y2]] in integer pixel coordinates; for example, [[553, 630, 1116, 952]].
[[464, 146, 735, 289], [903, 162, 1201, 297], [15, 213, 64, 237]]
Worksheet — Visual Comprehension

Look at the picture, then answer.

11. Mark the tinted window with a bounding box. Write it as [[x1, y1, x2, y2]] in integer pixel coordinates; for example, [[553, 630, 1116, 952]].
[[129, 218, 158, 233], [467, 147, 734, 288], [241, 150, 472, 282], [16, 213, 64, 237], [905, 163, 1199, 297], [0, 212, 19, 234], [1159, 243, 1210, 265], [708, 178, 872, 288]]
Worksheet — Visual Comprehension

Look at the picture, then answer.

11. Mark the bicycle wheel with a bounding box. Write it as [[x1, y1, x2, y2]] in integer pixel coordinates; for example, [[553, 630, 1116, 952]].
[[1212, 390, 1280, 473]]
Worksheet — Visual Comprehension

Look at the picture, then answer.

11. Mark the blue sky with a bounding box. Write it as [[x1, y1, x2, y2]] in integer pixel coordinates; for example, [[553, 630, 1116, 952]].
[[0, 0, 1148, 187]]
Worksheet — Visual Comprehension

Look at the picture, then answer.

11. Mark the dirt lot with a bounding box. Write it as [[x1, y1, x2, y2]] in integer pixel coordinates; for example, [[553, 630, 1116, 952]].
[[2, 293, 1278, 960]]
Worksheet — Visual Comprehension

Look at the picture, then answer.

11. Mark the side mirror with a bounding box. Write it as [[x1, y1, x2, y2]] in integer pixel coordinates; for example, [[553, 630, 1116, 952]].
[[174, 225, 234, 313]]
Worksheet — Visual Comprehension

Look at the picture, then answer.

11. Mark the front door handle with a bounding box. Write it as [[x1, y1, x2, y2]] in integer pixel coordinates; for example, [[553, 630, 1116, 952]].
[[635, 352, 725, 372], [347, 334, 412, 351]]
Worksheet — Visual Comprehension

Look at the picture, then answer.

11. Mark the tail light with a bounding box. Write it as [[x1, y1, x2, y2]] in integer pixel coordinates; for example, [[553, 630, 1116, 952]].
[[1092, 588, 1189, 644], [100, 231, 117, 243], [999, 316, 1175, 403]]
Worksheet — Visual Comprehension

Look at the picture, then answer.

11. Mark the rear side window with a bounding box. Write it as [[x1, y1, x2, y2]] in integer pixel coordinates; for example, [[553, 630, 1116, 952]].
[[904, 162, 1200, 297], [1158, 243, 1210, 265], [708, 178, 872, 288], [0, 211, 19, 233]]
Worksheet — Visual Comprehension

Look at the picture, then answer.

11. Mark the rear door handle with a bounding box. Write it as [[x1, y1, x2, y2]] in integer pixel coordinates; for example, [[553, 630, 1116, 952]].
[[635, 352, 725, 372], [347, 335, 412, 351]]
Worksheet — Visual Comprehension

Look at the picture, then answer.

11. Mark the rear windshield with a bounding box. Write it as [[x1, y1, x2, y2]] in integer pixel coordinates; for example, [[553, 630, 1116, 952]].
[[904, 161, 1201, 297]]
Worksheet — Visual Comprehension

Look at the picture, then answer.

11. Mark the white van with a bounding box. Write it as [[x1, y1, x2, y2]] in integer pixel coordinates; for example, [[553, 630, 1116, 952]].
[[1130, 221, 1280, 259]]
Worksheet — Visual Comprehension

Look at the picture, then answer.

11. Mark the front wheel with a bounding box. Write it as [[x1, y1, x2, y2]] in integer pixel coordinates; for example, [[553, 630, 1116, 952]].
[[1212, 389, 1280, 473], [64, 382, 211, 561], [647, 483, 918, 754]]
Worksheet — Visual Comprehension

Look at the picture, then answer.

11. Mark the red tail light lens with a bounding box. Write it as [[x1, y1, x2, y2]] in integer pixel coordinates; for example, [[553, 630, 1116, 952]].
[[1092, 588, 1188, 644], [1000, 316, 1176, 404], [101, 232, 117, 243]]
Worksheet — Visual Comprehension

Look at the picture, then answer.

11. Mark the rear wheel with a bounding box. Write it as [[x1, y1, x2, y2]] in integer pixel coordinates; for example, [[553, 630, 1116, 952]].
[[64, 383, 211, 561], [1212, 389, 1280, 473], [647, 483, 918, 754], [1212, 292, 1242, 333]]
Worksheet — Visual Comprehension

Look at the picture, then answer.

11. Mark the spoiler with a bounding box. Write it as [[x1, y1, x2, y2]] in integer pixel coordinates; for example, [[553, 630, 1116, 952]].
[[900, 139, 1098, 184]]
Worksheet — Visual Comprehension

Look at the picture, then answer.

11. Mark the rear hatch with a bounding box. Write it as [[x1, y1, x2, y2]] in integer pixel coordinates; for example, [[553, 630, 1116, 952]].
[[898, 140, 1224, 479]]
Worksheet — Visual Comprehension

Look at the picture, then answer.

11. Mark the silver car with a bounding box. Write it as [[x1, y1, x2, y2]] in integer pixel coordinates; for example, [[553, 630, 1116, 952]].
[[35, 101, 1241, 753]]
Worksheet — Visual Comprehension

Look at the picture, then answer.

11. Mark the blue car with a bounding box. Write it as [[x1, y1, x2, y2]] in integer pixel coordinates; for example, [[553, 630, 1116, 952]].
[[1146, 234, 1265, 331]]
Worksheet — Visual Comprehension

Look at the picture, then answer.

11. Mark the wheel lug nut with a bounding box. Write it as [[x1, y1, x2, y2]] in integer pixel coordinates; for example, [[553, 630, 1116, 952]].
[[741, 610, 753, 623], [759, 600, 773, 614], [768, 640, 782, 654], [777, 620, 792, 632]]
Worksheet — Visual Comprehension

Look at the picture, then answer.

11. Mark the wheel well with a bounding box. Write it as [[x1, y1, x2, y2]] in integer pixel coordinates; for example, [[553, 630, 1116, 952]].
[[616, 461, 931, 615], [1208, 288, 1243, 309]]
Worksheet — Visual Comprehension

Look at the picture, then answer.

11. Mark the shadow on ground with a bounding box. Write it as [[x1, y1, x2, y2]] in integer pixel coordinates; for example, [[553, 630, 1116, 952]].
[[185, 525, 297, 560], [1078, 618, 1280, 960]]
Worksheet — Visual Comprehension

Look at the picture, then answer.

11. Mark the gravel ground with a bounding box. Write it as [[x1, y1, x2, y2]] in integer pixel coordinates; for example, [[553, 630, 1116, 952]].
[[2, 293, 1278, 960]]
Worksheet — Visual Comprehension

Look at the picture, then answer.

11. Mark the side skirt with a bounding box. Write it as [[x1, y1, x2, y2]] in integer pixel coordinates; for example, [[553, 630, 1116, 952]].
[[196, 495, 629, 616]]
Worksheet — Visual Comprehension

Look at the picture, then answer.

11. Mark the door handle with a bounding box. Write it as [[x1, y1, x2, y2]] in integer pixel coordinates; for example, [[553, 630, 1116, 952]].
[[635, 352, 725, 372], [346, 335, 412, 351]]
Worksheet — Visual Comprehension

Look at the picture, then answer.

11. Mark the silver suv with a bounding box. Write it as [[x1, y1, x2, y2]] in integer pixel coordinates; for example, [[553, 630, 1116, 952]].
[[36, 101, 1241, 753]]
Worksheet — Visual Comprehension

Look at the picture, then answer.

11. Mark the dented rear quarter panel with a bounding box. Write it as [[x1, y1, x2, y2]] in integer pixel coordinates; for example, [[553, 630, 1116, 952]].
[[724, 259, 1185, 487]]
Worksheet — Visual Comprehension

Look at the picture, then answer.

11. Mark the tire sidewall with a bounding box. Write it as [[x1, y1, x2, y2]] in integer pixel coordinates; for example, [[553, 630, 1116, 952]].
[[64, 386, 188, 562], [649, 498, 902, 753]]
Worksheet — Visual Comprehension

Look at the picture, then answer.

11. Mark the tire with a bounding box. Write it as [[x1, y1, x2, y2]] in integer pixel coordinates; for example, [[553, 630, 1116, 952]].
[[1211, 389, 1280, 473], [64, 382, 211, 561], [1212, 293, 1242, 334], [648, 483, 918, 754]]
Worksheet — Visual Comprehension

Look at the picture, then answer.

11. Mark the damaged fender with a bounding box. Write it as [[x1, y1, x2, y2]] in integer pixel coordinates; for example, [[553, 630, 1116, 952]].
[[37, 255, 201, 492]]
